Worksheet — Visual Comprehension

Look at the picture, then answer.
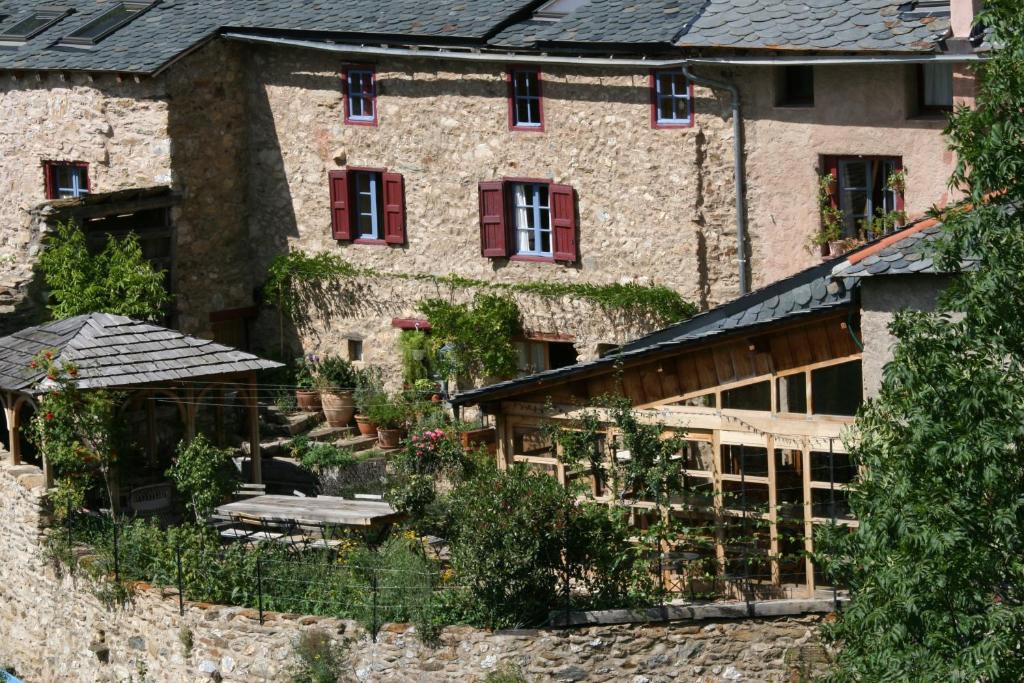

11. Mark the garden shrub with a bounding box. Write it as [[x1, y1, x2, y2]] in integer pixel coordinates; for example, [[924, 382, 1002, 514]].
[[166, 434, 238, 523], [289, 630, 347, 683]]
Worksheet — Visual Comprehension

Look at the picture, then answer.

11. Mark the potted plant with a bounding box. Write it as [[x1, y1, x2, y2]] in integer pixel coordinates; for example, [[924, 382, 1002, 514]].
[[354, 366, 385, 437], [294, 355, 322, 413], [367, 394, 409, 449], [316, 355, 357, 428]]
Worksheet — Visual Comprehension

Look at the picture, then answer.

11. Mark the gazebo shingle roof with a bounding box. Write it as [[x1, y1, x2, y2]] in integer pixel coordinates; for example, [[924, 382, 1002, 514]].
[[0, 313, 281, 393]]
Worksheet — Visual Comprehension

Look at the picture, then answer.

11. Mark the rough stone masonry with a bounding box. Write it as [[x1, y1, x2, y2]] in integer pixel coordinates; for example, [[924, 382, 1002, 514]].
[[0, 460, 831, 682]]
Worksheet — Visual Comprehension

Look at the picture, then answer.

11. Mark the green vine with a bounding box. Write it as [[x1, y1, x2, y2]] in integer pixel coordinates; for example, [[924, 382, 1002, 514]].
[[262, 250, 696, 328], [418, 294, 522, 380]]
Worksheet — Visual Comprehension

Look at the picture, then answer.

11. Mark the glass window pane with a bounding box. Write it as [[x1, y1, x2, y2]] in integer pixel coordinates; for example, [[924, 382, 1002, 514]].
[[840, 161, 868, 190], [527, 98, 541, 125], [516, 99, 532, 125], [922, 63, 953, 108], [540, 230, 551, 254], [810, 451, 857, 484]]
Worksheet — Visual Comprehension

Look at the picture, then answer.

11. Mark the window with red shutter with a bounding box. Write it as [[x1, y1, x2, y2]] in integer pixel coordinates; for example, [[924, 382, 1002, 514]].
[[382, 172, 406, 245], [478, 181, 509, 257], [328, 169, 352, 240], [549, 183, 577, 263], [822, 155, 904, 239]]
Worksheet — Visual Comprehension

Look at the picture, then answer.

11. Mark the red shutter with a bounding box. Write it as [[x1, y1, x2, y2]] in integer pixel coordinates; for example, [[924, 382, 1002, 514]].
[[328, 170, 351, 240], [478, 181, 509, 258], [382, 172, 406, 244], [550, 183, 578, 263]]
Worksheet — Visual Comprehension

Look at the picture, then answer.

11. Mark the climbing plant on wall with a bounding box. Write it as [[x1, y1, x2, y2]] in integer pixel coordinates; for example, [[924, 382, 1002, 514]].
[[418, 294, 522, 380]]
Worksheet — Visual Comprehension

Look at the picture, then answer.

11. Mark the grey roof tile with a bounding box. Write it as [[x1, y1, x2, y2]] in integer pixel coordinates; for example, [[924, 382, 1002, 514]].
[[0, 313, 281, 393]]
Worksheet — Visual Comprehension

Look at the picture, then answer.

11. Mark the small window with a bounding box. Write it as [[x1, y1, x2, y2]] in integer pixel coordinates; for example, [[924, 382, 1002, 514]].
[[651, 70, 693, 127], [327, 167, 405, 245], [344, 67, 377, 125], [811, 361, 863, 416], [60, 2, 151, 46], [44, 161, 89, 199], [509, 68, 543, 130], [353, 170, 383, 240], [347, 339, 363, 362], [825, 156, 903, 238], [917, 63, 953, 114], [0, 7, 73, 42], [512, 182, 552, 257], [515, 339, 577, 374], [776, 65, 814, 107]]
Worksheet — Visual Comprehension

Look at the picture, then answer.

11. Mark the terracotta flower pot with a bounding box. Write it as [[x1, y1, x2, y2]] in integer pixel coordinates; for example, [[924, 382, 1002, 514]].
[[295, 389, 322, 413], [377, 427, 402, 449], [355, 414, 378, 437], [321, 390, 355, 428]]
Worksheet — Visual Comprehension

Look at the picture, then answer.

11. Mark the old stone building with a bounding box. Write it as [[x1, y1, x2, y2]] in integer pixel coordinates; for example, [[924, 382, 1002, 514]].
[[0, 0, 984, 383]]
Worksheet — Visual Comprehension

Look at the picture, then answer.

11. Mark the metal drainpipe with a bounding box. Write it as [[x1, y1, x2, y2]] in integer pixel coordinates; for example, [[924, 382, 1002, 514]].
[[681, 65, 749, 296]]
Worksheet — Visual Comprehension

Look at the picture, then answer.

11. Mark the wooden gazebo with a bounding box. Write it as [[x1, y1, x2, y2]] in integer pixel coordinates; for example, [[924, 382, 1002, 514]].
[[0, 313, 281, 487]]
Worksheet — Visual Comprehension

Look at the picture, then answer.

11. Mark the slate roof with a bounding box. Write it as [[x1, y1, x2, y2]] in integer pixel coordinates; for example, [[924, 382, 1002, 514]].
[[675, 0, 951, 53], [453, 248, 861, 406], [0, 313, 281, 393], [0, 0, 538, 74], [0, 0, 959, 75]]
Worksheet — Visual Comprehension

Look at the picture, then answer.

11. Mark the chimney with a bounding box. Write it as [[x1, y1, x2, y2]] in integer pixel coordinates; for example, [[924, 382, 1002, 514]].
[[950, 0, 981, 39]]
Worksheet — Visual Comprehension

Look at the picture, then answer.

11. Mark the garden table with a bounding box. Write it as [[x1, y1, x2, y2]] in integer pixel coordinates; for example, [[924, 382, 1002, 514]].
[[214, 494, 402, 528]]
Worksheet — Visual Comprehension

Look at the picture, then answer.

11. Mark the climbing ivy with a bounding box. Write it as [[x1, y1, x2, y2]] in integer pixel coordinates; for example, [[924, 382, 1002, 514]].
[[418, 294, 521, 380]]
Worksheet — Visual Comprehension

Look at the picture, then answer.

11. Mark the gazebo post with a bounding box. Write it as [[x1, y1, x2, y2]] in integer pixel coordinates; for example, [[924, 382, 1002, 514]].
[[247, 373, 262, 485], [183, 386, 197, 443], [145, 390, 158, 467]]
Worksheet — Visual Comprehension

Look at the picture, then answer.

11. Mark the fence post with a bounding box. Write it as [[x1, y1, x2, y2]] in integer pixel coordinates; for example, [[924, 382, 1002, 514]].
[[829, 439, 839, 613], [370, 567, 379, 643], [67, 502, 74, 577], [740, 446, 753, 616], [112, 518, 120, 583], [256, 554, 264, 626], [175, 542, 185, 616]]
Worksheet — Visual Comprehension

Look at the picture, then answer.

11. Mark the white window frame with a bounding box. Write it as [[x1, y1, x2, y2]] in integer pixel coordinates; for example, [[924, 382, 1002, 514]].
[[511, 182, 552, 257]]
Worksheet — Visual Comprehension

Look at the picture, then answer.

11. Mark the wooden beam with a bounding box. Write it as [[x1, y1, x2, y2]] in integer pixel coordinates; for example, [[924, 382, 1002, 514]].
[[802, 445, 815, 597], [767, 434, 780, 588], [247, 373, 262, 485]]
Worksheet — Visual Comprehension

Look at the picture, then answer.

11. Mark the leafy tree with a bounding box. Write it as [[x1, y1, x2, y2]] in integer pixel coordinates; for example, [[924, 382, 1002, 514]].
[[817, 2, 1024, 680], [39, 221, 169, 321], [27, 351, 125, 513], [167, 434, 238, 523]]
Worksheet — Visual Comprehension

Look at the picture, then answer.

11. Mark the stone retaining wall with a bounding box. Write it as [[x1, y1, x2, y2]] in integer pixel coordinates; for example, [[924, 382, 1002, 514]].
[[0, 460, 830, 682]]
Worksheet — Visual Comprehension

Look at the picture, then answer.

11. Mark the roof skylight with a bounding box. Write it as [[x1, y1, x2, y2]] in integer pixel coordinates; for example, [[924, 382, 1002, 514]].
[[534, 0, 590, 21], [0, 7, 73, 42], [59, 2, 154, 47]]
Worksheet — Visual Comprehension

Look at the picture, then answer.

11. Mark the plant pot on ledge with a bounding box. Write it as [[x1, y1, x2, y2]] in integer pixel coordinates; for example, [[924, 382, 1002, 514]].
[[321, 390, 355, 428], [377, 428, 402, 449], [295, 389, 322, 413], [355, 414, 378, 437]]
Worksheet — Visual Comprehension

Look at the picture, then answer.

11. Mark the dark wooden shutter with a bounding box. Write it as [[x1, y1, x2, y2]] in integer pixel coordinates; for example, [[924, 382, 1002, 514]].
[[550, 183, 578, 263], [328, 170, 351, 240], [478, 181, 509, 258], [382, 172, 406, 245]]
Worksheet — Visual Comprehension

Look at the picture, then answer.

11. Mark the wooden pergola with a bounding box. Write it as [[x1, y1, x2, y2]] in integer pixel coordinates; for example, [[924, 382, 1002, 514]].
[[0, 313, 281, 488]]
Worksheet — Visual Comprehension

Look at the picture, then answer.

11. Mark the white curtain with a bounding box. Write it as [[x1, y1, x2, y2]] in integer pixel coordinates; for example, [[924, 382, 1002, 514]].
[[514, 184, 531, 252]]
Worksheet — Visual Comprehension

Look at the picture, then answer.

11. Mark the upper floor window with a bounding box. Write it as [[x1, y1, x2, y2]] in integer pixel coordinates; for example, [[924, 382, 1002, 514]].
[[478, 179, 577, 263], [343, 67, 377, 125], [775, 65, 814, 107], [328, 167, 405, 244], [512, 183, 551, 257], [823, 156, 903, 238], [651, 70, 693, 128], [60, 2, 152, 46], [44, 161, 89, 199], [508, 68, 543, 131], [917, 63, 953, 114], [0, 7, 73, 42]]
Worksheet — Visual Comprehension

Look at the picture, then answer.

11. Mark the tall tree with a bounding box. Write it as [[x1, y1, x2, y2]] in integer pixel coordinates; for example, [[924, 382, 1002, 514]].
[[817, 2, 1024, 680], [39, 221, 169, 321]]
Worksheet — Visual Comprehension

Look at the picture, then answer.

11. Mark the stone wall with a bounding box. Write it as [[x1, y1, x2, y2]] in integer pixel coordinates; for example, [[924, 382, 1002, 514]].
[[0, 460, 830, 682], [0, 70, 172, 328], [859, 274, 952, 398]]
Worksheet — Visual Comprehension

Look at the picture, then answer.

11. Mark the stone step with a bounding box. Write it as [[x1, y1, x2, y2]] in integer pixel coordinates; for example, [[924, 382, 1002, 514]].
[[246, 425, 357, 458], [260, 409, 324, 437]]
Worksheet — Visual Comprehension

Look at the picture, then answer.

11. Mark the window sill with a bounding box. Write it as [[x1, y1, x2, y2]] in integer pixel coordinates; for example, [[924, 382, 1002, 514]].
[[510, 254, 555, 263], [774, 103, 815, 109], [652, 120, 694, 129], [353, 238, 388, 245], [344, 118, 378, 127], [510, 124, 545, 133]]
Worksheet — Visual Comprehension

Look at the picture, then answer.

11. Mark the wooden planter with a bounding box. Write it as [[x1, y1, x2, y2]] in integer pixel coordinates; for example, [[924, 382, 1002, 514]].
[[355, 414, 378, 437], [321, 390, 355, 428], [295, 389, 322, 413], [377, 428, 402, 449]]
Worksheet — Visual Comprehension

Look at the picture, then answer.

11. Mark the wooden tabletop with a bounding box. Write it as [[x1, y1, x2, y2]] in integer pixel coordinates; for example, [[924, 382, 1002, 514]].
[[215, 495, 401, 528]]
